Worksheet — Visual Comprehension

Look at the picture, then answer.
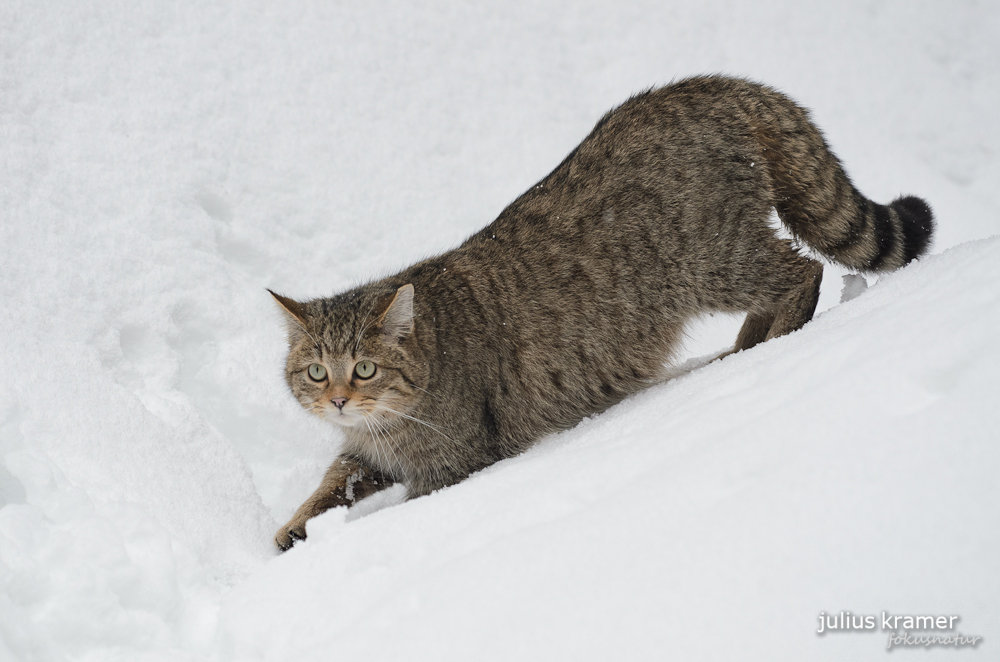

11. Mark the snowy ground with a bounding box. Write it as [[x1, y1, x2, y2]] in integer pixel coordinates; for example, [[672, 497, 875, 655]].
[[1, 1, 998, 661]]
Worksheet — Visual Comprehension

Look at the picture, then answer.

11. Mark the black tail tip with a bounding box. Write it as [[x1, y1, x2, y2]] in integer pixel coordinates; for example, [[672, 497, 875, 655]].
[[891, 195, 934, 263]]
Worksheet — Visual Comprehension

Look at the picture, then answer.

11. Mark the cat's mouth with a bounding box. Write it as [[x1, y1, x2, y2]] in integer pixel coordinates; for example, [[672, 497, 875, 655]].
[[313, 404, 364, 428], [329, 411, 363, 427]]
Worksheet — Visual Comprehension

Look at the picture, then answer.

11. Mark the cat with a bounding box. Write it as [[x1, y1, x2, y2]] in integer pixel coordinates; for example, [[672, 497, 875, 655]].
[[270, 74, 933, 551]]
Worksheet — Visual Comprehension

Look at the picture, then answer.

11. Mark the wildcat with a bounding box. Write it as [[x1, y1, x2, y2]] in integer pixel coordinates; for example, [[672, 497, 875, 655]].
[[270, 75, 933, 550]]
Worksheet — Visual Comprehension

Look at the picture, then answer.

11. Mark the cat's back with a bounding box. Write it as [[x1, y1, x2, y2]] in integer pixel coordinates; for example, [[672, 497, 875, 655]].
[[463, 76, 806, 240], [415, 80, 791, 441], [582, 75, 808, 151], [402, 75, 875, 452], [447, 77, 799, 288]]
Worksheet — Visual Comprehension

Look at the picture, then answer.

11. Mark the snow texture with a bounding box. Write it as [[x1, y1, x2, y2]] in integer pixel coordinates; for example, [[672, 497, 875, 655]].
[[840, 273, 868, 304], [1, 1, 998, 660]]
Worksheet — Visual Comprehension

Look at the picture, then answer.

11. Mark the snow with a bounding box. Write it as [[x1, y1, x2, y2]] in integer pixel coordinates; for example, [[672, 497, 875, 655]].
[[1, 1, 998, 660], [839, 273, 868, 304]]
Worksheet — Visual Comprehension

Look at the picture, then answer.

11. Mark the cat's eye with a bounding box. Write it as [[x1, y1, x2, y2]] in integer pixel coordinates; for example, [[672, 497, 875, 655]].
[[307, 363, 327, 381], [354, 360, 376, 379]]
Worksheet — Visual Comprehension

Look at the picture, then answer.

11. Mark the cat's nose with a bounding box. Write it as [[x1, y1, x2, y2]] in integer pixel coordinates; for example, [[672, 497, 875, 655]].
[[331, 397, 347, 410]]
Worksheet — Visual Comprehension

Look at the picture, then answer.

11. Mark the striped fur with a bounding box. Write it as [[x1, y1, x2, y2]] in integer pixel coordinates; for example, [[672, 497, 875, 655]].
[[271, 75, 934, 550]]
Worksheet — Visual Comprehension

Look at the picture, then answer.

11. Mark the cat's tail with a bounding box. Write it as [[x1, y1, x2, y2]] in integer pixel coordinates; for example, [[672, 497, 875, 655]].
[[778, 186, 934, 273], [755, 95, 934, 272]]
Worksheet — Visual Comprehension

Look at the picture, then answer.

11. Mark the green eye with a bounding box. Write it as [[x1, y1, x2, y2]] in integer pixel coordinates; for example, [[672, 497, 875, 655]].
[[307, 363, 327, 381], [354, 360, 376, 379]]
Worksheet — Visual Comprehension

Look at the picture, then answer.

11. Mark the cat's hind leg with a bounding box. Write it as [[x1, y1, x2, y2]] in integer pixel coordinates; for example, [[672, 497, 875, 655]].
[[763, 257, 823, 341], [734, 311, 775, 352], [733, 248, 823, 353]]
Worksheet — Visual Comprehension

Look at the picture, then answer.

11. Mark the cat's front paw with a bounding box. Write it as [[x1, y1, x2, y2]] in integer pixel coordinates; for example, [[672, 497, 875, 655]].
[[274, 519, 308, 552]]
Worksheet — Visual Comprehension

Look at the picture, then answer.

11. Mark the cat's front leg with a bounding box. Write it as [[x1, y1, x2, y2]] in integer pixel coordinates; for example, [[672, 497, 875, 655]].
[[275, 454, 394, 551]]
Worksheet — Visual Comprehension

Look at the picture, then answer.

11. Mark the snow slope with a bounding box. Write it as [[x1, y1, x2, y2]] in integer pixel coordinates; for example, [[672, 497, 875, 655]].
[[221, 238, 1000, 661], [1, 1, 998, 660]]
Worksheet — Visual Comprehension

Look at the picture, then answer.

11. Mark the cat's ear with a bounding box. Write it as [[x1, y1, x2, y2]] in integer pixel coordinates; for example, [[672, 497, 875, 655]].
[[268, 289, 310, 335], [377, 283, 414, 342]]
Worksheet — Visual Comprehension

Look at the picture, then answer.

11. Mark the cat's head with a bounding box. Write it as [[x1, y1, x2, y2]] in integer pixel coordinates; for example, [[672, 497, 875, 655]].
[[269, 283, 427, 429]]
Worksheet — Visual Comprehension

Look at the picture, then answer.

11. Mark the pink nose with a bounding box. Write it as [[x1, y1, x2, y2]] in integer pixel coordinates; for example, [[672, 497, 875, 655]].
[[331, 397, 347, 410]]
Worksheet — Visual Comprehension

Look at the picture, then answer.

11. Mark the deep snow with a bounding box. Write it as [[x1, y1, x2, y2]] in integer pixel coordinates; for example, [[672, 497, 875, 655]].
[[1, 1, 999, 661]]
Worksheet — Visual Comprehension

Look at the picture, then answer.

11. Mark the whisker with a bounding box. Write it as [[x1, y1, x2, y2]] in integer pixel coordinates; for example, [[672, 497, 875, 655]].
[[306, 402, 328, 419], [363, 418, 387, 471], [373, 404, 454, 442], [286, 315, 321, 347], [354, 300, 380, 355], [369, 414, 405, 472], [404, 382, 436, 398]]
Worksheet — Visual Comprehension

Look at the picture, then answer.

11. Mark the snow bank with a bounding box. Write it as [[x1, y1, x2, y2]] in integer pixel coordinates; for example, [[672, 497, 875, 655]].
[[218, 237, 1000, 661], [1, 1, 998, 660]]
